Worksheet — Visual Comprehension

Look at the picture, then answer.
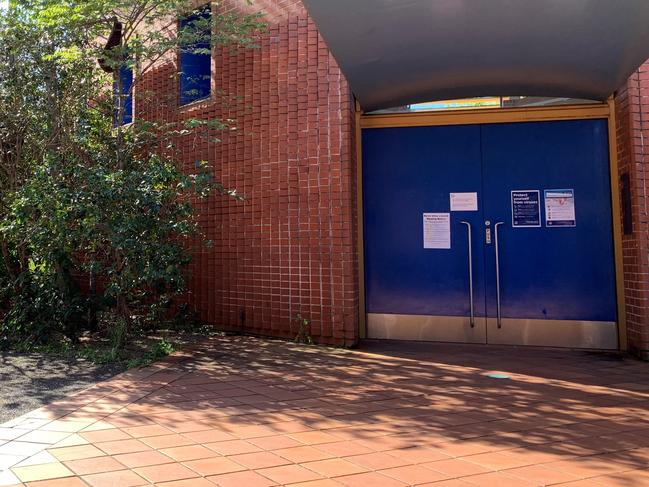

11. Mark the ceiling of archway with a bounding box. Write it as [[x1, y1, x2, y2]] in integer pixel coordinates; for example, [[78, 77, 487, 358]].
[[303, 0, 649, 111]]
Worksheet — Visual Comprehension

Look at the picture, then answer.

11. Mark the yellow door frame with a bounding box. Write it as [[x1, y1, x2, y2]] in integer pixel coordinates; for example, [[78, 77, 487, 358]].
[[356, 101, 627, 350]]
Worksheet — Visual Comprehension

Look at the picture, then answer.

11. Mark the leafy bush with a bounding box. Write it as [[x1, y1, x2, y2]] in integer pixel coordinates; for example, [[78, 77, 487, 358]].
[[0, 1, 263, 350]]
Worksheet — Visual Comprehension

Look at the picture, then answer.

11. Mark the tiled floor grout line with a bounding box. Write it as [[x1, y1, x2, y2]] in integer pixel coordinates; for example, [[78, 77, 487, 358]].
[[0, 337, 647, 486]]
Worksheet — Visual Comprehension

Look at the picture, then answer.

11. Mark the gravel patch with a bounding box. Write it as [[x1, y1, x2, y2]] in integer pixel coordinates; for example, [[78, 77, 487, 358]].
[[0, 352, 125, 424]]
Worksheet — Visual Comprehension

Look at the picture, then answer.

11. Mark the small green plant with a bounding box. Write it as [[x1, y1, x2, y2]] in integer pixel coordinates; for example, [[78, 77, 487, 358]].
[[10, 341, 73, 355], [78, 346, 119, 365], [127, 338, 175, 368], [294, 313, 313, 345], [107, 317, 128, 358]]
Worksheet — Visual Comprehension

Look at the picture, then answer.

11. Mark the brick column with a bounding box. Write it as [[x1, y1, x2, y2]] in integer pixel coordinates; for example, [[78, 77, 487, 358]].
[[139, 0, 360, 346], [615, 61, 649, 359]]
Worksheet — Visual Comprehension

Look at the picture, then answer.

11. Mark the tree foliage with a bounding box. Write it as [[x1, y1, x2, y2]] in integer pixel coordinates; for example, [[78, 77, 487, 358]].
[[0, 0, 262, 347]]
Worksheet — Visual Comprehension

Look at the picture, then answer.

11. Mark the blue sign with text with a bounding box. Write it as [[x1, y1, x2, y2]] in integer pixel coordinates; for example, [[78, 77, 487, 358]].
[[511, 190, 541, 227]]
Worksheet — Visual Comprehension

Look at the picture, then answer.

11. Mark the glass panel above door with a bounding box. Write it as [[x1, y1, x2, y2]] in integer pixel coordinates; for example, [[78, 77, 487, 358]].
[[369, 97, 600, 114]]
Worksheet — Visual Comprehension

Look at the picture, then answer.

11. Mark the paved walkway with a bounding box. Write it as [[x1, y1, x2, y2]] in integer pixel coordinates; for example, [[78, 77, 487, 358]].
[[0, 337, 648, 486]]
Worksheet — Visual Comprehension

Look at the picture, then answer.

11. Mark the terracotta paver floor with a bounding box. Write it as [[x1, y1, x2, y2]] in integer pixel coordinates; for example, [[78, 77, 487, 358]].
[[1, 336, 648, 486]]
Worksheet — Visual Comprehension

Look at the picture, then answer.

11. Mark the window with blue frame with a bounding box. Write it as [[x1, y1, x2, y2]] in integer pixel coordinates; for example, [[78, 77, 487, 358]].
[[114, 64, 133, 125], [179, 4, 212, 105]]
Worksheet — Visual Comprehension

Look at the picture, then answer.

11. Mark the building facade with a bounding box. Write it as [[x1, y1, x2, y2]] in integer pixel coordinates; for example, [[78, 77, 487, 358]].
[[137, 0, 358, 346], [139, 0, 649, 358]]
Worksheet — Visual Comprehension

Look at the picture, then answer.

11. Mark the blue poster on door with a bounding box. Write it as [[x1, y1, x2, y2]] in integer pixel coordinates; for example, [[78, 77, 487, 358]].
[[511, 190, 541, 227], [544, 189, 576, 227]]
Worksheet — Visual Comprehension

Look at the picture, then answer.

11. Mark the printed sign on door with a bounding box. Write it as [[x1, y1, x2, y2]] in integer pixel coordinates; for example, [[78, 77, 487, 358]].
[[545, 189, 576, 227], [511, 190, 541, 228], [423, 213, 451, 249]]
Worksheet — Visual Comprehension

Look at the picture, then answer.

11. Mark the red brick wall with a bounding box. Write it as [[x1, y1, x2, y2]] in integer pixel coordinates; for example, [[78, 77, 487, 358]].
[[615, 61, 649, 358], [139, 0, 359, 346], [140, 0, 649, 356]]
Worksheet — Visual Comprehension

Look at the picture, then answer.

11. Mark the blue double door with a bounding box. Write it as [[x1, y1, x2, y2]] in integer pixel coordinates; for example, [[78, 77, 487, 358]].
[[363, 119, 618, 348]]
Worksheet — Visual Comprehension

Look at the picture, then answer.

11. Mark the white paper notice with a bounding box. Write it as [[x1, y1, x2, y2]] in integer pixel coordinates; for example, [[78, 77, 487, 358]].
[[450, 192, 478, 212], [544, 189, 576, 227], [423, 213, 451, 249]]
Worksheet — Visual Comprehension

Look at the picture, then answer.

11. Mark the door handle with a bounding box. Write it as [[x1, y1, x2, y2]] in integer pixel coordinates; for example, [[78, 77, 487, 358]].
[[494, 222, 505, 329], [460, 221, 475, 328]]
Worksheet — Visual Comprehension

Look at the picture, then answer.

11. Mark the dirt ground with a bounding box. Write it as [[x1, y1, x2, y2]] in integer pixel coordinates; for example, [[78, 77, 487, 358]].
[[0, 352, 125, 424]]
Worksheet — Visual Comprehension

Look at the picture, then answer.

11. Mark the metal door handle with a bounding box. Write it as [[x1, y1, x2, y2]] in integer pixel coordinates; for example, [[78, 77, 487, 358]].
[[494, 222, 504, 329], [460, 221, 475, 328]]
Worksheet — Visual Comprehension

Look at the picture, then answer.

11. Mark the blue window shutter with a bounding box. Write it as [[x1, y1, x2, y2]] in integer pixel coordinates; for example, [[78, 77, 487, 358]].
[[114, 64, 133, 125], [179, 5, 212, 105]]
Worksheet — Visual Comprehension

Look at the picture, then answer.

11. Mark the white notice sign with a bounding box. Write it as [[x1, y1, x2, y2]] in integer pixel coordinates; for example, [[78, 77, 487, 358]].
[[544, 189, 576, 227], [450, 192, 478, 212], [423, 213, 451, 249]]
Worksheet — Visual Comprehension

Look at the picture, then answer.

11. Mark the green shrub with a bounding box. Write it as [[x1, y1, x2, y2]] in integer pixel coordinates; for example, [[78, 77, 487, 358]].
[[0, 1, 263, 349]]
